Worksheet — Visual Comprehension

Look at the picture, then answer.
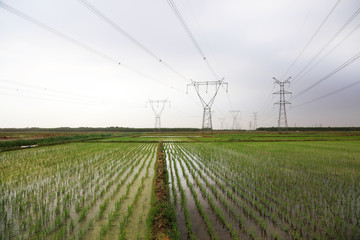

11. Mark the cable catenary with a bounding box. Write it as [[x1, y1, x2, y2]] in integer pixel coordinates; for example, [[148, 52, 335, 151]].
[[79, 0, 190, 83], [293, 50, 360, 99], [292, 5, 360, 82], [281, 0, 342, 79], [166, 0, 220, 80]]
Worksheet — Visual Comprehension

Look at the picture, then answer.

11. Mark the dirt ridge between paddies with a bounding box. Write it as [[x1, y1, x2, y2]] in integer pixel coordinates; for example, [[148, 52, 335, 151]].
[[149, 141, 177, 240]]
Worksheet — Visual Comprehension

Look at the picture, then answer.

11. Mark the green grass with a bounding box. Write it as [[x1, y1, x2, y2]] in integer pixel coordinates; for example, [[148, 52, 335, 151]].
[[0, 133, 114, 150], [96, 131, 360, 143]]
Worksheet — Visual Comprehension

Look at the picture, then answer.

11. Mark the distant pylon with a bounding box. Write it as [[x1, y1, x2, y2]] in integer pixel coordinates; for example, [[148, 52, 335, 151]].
[[146, 99, 171, 130], [253, 112, 258, 130], [273, 77, 291, 130], [229, 110, 241, 130], [219, 118, 226, 130], [187, 79, 228, 130]]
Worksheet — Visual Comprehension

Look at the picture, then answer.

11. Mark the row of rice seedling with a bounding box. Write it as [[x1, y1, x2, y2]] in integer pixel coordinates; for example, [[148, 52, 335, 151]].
[[178, 144, 288, 239], [67, 143, 154, 240], [91, 144, 156, 240], [166, 143, 235, 240], [177, 141, 360, 239], [0, 142, 157, 239], [169, 143, 282, 240], [1, 143, 121, 238], [167, 144, 196, 240]]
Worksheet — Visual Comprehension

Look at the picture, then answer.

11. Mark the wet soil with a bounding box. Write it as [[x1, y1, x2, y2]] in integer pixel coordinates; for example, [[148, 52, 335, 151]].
[[151, 142, 172, 240]]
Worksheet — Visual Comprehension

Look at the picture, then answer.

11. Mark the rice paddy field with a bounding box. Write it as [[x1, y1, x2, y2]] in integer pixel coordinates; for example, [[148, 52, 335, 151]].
[[0, 131, 359, 239]]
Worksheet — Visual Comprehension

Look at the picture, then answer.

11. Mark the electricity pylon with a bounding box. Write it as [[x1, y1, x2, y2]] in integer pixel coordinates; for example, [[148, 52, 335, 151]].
[[219, 118, 226, 130], [146, 99, 170, 130], [273, 77, 291, 130], [187, 79, 228, 130], [253, 112, 258, 130], [229, 110, 241, 130]]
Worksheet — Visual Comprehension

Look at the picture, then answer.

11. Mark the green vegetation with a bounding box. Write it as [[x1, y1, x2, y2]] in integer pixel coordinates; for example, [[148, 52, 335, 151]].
[[166, 141, 360, 239], [0, 142, 157, 239], [1, 130, 359, 239], [148, 142, 178, 239], [0, 133, 113, 150], [97, 131, 360, 142]]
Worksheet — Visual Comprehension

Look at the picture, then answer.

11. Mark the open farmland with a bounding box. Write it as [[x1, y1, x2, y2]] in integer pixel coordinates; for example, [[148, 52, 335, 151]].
[[0, 131, 360, 239], [165, 141, 360, 240], [0, 142, 157, 239]]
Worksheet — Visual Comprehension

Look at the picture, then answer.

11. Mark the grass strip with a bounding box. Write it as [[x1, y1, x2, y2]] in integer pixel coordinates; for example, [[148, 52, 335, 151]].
[[149, 141, 177, 240]]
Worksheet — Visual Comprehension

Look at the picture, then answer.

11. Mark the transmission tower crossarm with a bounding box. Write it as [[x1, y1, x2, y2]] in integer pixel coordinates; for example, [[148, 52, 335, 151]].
[[187, 78, 228, 130], [189, 80, 224, 86], [274, 101, 291, 104], [146, 99, 170, 130], [273, 90, 292, 95]]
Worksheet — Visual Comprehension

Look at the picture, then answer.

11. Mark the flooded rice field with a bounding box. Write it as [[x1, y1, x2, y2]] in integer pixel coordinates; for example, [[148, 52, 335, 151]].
[[165, 142, 360, 240], [0, 142, 156, 240], [1, 139, 359, 239]]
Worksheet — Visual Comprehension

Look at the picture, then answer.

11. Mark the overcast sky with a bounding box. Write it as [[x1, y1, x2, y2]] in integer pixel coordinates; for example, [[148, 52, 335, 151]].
[[1, 0, 359, 129]]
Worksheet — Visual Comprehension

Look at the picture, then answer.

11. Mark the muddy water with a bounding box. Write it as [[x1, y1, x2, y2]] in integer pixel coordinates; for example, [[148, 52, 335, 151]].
[[177, 148, 232, 240], [44, 151, 138, 240], [101, 154, 153, 240], [180, 147, 249, 238], [80, 153, 151, 240], [167, 153, 187, 240], [180, 144, 291, 240], [68, 152, 143, 238], [174, 155, 211, 240], [124, 153, 155, 239]]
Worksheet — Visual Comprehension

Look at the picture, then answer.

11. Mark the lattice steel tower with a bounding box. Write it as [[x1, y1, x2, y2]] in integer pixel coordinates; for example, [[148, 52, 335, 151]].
[[146, 99, 170, 129], [218, 118, 226, 130], [273, 77, 291, 129], [253, 112, 258, 130], [187, 79, 228, 130], [229, 110, 241, 130]]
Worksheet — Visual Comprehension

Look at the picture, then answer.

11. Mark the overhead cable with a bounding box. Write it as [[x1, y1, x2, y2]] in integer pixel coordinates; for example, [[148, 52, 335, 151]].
[[293, 51, 360, 99], [0, 78, 126, 105], [0, 2, 179, 91], [292, 5, 360, 82], [166, 0, 220, 80], [292, 21, 360, 85], [281, 0, 342, 79], [293, 80, 360, 108], [78, 0, 190, 82]]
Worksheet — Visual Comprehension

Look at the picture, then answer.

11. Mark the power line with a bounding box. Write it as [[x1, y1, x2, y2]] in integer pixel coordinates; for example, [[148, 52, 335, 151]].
[[292, 5, 360, 82], [79, 0, 160, 60], [166, 0, 220, 80], [0, 78, 127, 105], [0, 2, 179, 91], [0, 87, 101, 106], [282, 0, 342, 79], [293, 51, 360, 99], [292, 21, 360, 86], [78, 0, 190, 82], [0, 2, 116, 62], [293, 80, 360, 108]]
